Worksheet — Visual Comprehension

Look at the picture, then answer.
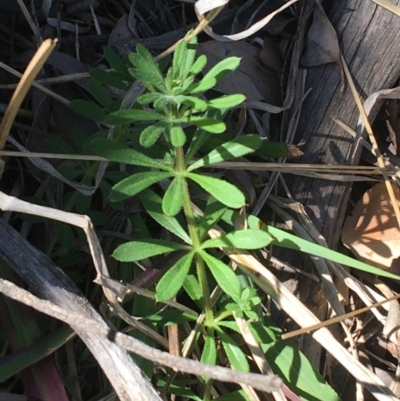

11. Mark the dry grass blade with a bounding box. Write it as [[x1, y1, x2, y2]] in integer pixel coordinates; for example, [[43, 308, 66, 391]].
[[0, 39, 57, 151], [281, 293, 400, 340], [372, 0, 400, 16], [341, 54, 400, 228]]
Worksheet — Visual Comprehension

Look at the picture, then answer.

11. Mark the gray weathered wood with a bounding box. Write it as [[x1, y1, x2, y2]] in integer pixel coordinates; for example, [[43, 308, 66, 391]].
[[0, 218, 162, 401], [275, 0, 400, 373]]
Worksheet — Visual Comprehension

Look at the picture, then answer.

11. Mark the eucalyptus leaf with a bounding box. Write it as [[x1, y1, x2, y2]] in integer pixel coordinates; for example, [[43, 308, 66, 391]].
[[199, 250, 241, 300], [188, 135, 263, 171], [187, 173, 245, 209], [140, 189, 191, 244], [113, 239, 190, 262], [162, 176, 184, 216], [202, 230, 272, 250], [90, 139, 171, 170], [156, 252, 195, 302], [248, 215, 400, 280], [110, 171, 172, 201]]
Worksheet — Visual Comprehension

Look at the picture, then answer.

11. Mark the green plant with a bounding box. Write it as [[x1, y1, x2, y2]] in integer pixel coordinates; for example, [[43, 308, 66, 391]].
[[67, 36, 400, 401]]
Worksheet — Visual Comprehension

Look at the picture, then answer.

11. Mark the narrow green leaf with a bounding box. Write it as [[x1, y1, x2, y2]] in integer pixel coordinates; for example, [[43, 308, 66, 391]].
[[188, 116, 226, 133], [188, 77, 217, 94], [198, 197, 227, 240], [248, 215, 400, 280], [187, 173, 245, 209], [208, 94, 246, 110], [88, 80, 113, 107], [70, 100, 106, 121], [128, 68, 166, 92], [90, 139, 171, 170], [140, 122, 166, 148], [90, 68, 130, 89], [137, 93, 163, 105], [172, 39, 188, 79], [170, 125, 186, 147], [183, 274, 203, 302], [189, 54, 207, 75], [162, 176, 184, 216], [188, 135, 263, 171], [251, 322, 339, 401], [202, 230, 272, 250], [217, 329, 249, 372], [104, 109, 165, 126], [203, 57, 241, 82], [113, 239, 189, 262], [156, 252, 194, 302], [199, 250, 241, 300], [110, 171, 172, 201], [173, 95, 207, 112], [140, 189, 191, 244], [200, 334, 217, 381], [104, 47, 128, 75]]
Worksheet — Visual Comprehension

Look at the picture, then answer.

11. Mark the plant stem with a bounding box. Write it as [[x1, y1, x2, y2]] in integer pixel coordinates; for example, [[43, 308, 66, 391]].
[[175, 145, 213, 320]]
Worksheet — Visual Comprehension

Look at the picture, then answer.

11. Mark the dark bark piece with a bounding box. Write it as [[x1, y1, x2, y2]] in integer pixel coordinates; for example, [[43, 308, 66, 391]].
[[275, 0, 400, 375], [0, 218, 162, 401]]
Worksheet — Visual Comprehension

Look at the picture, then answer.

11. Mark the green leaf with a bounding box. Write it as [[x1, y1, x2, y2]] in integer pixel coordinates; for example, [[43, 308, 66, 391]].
[[162, 176, 184, 216], [156, 252, 194, 302], [140, 122, 166, 147], [199, 250, 241, 300], [137, 93, 163, 105], [251, 322, 339, 401], [113, 239, 190, 262], [128, 68, 166, 93], [110, 171, 173, 201], [198, 197, 227, 240], [104, 109, 165, 126], [203, 57, 241, 82], [183, 274, 203, 302], [90, 139, 171, 170], [129, 45, 166, 91], [208, 94, 246, 110], [217, 328, 249, 372], [188, 135, 263, 171], [174, 36, 197, 80], [104, 47, 128, 75], [187, 173, 245, 209], [187, 116, 226, 133], [90, 68, 130, 89], [173, 95, 207, 112], [140, 189, 191, 244], [188, 77, 217, 94], [202, 230, 272, 250], [88, 80, 113, 107], [170, 125, 186, 147], [70, 100, 107, 121], [200, 334, 217, 381], [189, 54, 207, 75], [248, 215, 400, 280]]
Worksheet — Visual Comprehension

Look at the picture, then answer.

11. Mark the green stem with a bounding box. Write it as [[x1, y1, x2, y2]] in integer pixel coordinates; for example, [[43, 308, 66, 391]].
[[175, 146, 213, 321]]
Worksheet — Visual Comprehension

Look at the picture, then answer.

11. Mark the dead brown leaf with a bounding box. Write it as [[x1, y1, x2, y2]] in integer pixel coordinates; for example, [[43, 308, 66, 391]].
[[197, 41, 281, 104], [342, 182, 400, 271]]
